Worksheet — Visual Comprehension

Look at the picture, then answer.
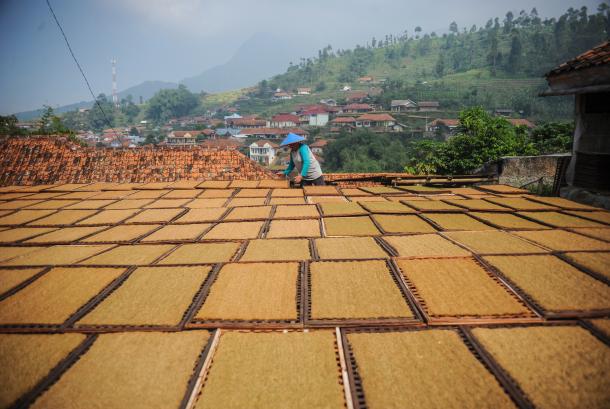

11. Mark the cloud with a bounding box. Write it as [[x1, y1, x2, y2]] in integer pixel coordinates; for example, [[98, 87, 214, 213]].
[[110, 0, 230, 37]]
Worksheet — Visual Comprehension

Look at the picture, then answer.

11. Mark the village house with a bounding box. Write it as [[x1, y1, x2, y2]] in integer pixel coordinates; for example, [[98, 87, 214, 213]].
[[296, 87, 311, 95], [391, 99, 418, 112], [201, 129, 217, 139], [166, 130, 202, 146], [200, 138, 243, 150], [224, 113, 242, 126], [300, 107, 329, 127], [330, 117, 357, 130], [343, 103, 373, 114], [309, 139, 329, 155], [320, 98, 338, 106], [425, 118, 460, 139], [228, 118, 267, 129], [355, 113, 400, 131], [270, 114, 300, 128], [358, 76, 373, 83], [346, 91, 368, 103], [273, 91, 292, 101], [238, 127, 309, 140], [249, 140, 278, 165], [418, 101, 440, 112]]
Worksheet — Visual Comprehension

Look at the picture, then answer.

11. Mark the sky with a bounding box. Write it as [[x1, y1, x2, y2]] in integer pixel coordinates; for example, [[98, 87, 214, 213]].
[[0, 0, 604, 114]]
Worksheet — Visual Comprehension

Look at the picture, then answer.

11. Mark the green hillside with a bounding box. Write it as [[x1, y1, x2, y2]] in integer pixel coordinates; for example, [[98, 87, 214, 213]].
[[214, 5, 608, 122]]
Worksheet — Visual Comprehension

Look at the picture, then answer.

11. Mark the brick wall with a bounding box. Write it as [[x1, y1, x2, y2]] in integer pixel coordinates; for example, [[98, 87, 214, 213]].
[[0, 137, 277, 185]]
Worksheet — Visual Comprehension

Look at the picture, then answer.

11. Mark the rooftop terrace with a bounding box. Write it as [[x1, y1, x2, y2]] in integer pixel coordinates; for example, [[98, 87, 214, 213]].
[[0, 180, 608, 408]]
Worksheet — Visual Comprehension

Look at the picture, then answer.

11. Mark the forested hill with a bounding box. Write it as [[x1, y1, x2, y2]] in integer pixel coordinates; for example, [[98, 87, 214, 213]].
[[250, 5, 609, 121]]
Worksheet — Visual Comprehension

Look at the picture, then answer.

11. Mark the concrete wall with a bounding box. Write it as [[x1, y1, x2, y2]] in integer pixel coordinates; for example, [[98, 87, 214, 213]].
[[483, 154, 570, 187]]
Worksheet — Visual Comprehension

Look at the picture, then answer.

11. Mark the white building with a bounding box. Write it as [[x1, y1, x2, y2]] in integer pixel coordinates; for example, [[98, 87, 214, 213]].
[[249, 140, 278, 165], [301, 108, 329, 127]]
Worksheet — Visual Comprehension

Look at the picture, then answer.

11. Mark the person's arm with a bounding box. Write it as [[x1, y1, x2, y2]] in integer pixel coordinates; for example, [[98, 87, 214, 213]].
[[283, 153, 295, 175], [299, 144, 310, 177]]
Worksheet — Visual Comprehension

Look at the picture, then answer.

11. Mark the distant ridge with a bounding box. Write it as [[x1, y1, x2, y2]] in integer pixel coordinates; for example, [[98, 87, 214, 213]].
[[15, 80, 179, 120]]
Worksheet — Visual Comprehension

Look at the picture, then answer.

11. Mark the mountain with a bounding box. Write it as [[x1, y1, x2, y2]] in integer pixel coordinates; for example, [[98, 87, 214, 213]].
[[117, 80, 179, 102], [181, 32, 301, 93], [15, 80, 178, 121], [15, 100, 93, 121]]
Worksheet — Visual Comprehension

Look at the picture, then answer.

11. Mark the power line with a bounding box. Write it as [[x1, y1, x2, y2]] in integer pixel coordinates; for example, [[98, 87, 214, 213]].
[[45, 0, 119, 139]]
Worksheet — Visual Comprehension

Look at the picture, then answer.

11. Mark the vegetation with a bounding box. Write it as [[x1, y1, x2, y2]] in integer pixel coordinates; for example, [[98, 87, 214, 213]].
[[324, 130, 414, 172], [146, 85, 198, 125], [325, 107, 573, 175], [248, 4, 609, 122]]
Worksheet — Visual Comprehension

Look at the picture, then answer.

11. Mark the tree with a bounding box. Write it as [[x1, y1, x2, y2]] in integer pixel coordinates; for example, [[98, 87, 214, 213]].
[[435, 53, 445, 77], [88, 94, 116, 131], [530, 122, 573, 153], [0, 114, 21, 135], [487, 31, 500, 76], [507, 34, 523, 73], [414, 26, 422, 38], [324, 129, 410, 172], [38, 105, 71, 134], [146, 85, 198, 125], [406, 107, 537, 174], [504, 11, 514, 33], [449, 21, 458, 34]]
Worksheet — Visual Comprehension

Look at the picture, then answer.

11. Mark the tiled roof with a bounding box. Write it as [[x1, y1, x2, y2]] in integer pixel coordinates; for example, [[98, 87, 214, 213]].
[[0, 137, 275, 184], [356, 113, 396, 122], [418, 101, 440, 107], [546, 41, 610, 77], [309, 139, 329, 148], [228, 118, 267, 127], [508, 118, 535, 128], [347, 91, 368, 99], [271, 114, 300, 123], [331, 116, 356, 123], [0, 180, 608, 407], [430, 118, 460, 127], [239, 127, 308, 136], [344, 103, 372, 110]]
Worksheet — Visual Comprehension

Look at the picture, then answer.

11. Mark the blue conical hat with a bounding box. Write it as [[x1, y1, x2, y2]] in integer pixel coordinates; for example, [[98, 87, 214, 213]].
[[280, 133, 305, 147]]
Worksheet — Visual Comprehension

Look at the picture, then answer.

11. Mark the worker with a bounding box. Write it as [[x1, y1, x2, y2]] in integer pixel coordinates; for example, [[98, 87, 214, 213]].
[[279, 133, 325, 186]]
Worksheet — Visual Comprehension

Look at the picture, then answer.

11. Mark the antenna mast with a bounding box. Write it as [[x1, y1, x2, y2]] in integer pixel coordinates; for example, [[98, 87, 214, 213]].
[[111, 57, 119, 108]]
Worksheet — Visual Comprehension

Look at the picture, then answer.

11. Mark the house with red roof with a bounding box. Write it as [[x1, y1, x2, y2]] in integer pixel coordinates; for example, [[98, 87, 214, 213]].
[[343, 103, 373, 113], [309, 139, 329, 155], [166, 130, 202, 146], [270, 114, 300, 128], [346, 91, 368, 103], [238, 127, 309, 140], [330, 117, 357, 131], [355, 113, 400, 131], [229, 118, 267, 129], [299, 106, 329, 127], [426, 119, 460, 133], [272, 91, 292, 100]]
